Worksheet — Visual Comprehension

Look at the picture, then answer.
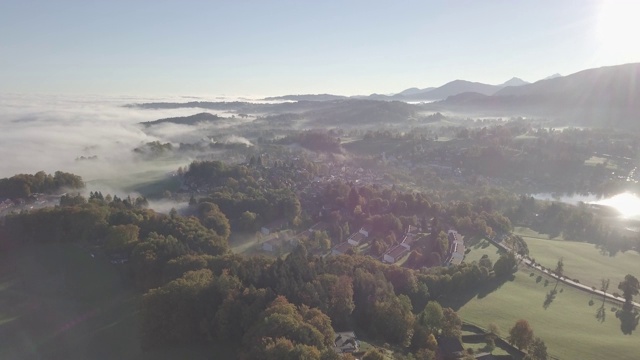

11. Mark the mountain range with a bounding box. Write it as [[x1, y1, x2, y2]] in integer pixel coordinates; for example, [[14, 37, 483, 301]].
[[436, 62, 640, 128], [265, 77, 535, 102], [133, 63, 640, 129]]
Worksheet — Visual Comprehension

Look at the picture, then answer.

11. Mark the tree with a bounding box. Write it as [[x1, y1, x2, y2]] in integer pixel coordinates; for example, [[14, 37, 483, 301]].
[[600, 278, 610, 306], [553, 257, 564, 291], [436, 230, 449, 252], [239, 211, 259, 231], [487, 322, 501, 339], [362, 350, 385, 360], [105, 224, 139, 254], [618, 274, 640, 310], [508, 319, 534, 351], [197, 202, 231, 239], [493, 252, 517, 278], [441, 307, 462, 338], [417, 301, 443, 334], [526, 337, 548, 360]]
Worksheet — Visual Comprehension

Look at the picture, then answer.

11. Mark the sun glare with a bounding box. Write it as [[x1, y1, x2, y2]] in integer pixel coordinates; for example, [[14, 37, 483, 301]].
[[594, 192, 640, 218], [596, 1, 640, 62]]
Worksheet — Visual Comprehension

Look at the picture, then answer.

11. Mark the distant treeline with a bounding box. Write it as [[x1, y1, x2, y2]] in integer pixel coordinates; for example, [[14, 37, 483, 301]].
[[0, 171, 84, 199]]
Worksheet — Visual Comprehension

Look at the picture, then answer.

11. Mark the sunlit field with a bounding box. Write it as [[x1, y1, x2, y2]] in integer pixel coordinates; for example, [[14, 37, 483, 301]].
[[457, 259, 640, 359], [514, 227, 640, 292]]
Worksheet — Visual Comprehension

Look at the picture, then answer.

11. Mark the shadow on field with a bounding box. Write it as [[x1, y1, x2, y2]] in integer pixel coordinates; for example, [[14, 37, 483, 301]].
[[543, 289, 557, 309], [616, 308, 639, 335], [442, 275, 515, 311], [467, 236, 492, 250]]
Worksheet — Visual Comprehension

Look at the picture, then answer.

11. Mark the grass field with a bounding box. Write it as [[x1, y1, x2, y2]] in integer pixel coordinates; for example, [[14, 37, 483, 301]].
[[585, 156, 618, 169], [0, 243, 228, 360], [463, 236, 504, 264], [514, 227, 640, 292], [459, 240, 640, 360]]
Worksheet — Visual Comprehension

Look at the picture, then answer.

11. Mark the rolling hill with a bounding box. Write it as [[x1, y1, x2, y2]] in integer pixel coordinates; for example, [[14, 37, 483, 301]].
[[140, 112, 222, 127]]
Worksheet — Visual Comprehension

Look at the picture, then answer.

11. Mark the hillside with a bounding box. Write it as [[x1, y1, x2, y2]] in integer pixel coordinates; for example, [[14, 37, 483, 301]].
[[303, 99, 417, 126], [440, 63, 640, 128], [263, 94, 348, 101], [140, 112, 222, 126], [402, 80, 504, 101]]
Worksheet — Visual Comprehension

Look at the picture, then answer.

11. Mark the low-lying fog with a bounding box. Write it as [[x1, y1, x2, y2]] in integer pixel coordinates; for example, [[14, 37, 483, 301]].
[[0, 93, 256, 202]]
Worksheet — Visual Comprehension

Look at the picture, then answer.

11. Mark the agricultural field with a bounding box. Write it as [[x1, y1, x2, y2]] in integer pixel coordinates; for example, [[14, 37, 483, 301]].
[[514, 227, 640, 292], [0, 243, 225, 360], [458, 241, 640, 360]]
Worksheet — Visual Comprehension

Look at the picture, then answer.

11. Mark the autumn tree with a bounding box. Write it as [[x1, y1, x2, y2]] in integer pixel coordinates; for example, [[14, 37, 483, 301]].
[[526, 337, 548, 360], [441, 307, 462, 338], [104, 224, 139, 254], [508, 319, 534, 351], [362, 350, 385, 360]]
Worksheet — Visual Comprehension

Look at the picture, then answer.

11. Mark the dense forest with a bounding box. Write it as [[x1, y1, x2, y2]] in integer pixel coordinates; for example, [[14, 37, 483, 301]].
[[0, 171, 84, 199], [2, 191, 519, 359]]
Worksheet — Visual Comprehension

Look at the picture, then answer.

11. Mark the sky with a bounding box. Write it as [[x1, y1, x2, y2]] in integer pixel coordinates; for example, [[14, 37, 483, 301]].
[[1, 0, 639, 97]]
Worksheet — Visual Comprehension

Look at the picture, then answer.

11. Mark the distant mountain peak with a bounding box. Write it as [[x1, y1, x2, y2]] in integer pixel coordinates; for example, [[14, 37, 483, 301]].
[[543, 73, 562, 80], [501, 77, 529, 87]]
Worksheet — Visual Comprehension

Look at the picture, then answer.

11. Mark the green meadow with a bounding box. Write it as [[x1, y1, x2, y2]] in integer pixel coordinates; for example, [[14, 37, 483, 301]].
[[514, 227, 640, 291], [459, 239, 640, 360]]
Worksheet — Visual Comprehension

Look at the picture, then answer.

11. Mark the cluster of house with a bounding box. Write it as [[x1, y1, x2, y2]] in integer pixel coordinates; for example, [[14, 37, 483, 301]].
[[260, 219, 296, 252], [333, 331, 359, 354], [332, 330, 500, 359], [0, 194, 62, 217], [329, 224, 422, 265], [330, 225, 371, 256], [259, 217, 466, 270], [445, 229, 465, 266], [0, 199, 14, 213], [381, 225, 420, 264]]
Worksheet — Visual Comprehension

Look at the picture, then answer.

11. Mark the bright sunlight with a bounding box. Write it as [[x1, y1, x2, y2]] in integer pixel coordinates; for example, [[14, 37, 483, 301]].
[[596, 1, 640, 63], [594, 192, 640, 218]]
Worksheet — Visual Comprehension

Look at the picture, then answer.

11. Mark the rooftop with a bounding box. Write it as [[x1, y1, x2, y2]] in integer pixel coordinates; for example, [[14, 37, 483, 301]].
[[385, 245, 409, 260], [332, 242, 355, 254]]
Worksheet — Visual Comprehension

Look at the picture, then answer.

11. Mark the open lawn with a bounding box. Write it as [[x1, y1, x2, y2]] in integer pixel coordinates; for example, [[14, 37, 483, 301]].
[[585, 156, 618, 170], [463, 236, 505, 264], [0, 243, 228, 360], [457, 248, 640, 359], [514, 227, 640, 292]]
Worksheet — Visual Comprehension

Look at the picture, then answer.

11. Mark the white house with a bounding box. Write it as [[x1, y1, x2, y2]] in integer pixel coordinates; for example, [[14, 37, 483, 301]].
[[359, 225, 372, 238], [347, 232, 366, 246]]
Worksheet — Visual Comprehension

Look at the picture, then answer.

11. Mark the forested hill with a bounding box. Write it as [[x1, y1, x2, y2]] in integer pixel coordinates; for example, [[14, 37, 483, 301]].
[[140, 112, 222, 127], [0, 171, 84, 199], [1, 188, 519, 359], [263, 94, 349, 101]]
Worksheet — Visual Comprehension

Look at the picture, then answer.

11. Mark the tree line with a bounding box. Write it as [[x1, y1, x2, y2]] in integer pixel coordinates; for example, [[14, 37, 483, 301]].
[[0, 171, 84, 199]]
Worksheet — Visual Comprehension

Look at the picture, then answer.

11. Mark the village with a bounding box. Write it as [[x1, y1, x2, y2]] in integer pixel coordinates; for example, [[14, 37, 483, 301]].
[[257, 218, 465, 269]]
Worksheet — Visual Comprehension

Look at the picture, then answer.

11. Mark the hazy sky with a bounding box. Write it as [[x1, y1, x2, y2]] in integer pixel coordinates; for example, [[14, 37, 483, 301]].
[[1, 0, 638, 96]]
